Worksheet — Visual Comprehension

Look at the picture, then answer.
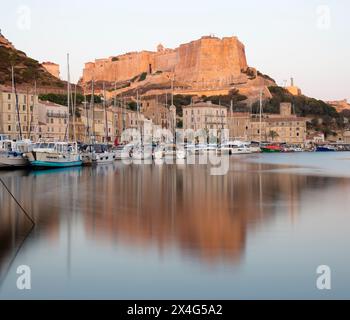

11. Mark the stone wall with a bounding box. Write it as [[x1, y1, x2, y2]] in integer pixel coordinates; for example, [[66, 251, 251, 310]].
[[82, 35, 248, 87]]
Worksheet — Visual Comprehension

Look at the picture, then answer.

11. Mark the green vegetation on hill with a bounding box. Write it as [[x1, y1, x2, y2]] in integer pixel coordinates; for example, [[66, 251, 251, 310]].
[[39, 93, 102, 106], [202, 89, 248, 111], [250, 86, 349, 137], [254, 86, 338, 118], [0, 45, 64, 88]]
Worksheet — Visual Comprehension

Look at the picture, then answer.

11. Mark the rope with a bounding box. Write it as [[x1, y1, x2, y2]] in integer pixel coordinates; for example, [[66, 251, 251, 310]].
[[0, 177, 35, 226]]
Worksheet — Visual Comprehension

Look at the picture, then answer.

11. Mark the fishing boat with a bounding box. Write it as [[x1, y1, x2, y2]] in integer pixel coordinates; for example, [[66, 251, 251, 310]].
[[25, 141, 82, 168], [260, 145, 283, 153]]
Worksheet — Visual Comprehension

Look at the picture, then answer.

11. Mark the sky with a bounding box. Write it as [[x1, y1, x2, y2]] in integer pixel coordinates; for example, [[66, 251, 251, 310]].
[[0, 0, 349, 102]]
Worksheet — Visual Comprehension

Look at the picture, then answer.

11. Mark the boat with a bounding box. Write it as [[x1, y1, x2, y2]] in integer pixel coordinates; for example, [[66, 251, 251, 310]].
[[260, 145, 283, 153], [221, 141, 253, 155], [81, 144, 116, 165], [316, 145, 336, 152], [230, 146, 253, 155], [0, 139, 32, 168], [132, 144, 153, 161], [25, 141, 82, 168]]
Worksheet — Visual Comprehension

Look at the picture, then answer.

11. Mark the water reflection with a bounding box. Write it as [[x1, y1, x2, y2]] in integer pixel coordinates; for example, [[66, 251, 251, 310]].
[[1, 157, 350, 298]]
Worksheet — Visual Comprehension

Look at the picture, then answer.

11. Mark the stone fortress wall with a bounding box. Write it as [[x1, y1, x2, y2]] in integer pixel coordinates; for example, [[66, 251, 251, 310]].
[[82, 35, 248, 87]]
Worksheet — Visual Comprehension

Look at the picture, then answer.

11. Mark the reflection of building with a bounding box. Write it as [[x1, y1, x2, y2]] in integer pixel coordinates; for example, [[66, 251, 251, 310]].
[[183, 101, 228, 131], [0, 86, 40, 140]]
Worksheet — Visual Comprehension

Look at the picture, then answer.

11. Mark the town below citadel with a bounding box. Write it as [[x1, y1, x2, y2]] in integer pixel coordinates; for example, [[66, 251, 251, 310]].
[[1, 31, 350, 146]]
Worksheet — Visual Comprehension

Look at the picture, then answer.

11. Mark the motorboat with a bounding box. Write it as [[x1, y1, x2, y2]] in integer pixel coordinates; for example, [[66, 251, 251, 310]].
[[0, 139, 32, 168], [25, 141, 82, 168], [316, 145, 336, 152], [80, 144, 116, 165]]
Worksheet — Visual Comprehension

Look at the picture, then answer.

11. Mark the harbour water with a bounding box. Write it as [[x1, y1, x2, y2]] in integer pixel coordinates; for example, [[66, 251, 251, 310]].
[[1, 152, 350, 299]]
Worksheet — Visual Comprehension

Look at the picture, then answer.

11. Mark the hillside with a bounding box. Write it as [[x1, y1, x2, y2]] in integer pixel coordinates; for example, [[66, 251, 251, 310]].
[[0, 32, 66, 92]]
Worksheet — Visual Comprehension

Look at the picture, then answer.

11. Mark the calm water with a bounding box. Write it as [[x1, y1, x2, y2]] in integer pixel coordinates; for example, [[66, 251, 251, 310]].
[[1, 153, 350, 299]]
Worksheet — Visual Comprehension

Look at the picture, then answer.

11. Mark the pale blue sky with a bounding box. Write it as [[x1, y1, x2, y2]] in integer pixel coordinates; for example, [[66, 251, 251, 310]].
[[1, 0, 349, 101]]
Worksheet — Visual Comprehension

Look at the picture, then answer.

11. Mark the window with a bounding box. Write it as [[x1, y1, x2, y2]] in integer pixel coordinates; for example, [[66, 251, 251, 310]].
[[8, 104, 11, 111], [8, 94, 11, 100], [51, 118, 54, 124], [8, 125, 11, 131], [8, 115, 11, 121], [23, 105, 26, 112]]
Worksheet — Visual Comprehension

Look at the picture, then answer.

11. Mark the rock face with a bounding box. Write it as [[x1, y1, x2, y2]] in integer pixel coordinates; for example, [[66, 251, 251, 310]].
[[82, 35, 248, 87], [42, 62, 60, 79]]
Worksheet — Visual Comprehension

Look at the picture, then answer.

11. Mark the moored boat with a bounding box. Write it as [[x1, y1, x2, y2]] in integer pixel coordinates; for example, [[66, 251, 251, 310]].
[[316, 145, 336, 152], [260, 145, 283, 153], [0, 139, 32, 168], [25, 141, 82, 168]]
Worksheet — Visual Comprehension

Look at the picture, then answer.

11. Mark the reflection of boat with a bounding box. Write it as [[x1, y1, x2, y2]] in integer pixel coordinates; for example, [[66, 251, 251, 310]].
[[316, 145, 336, 152], [0, 140, 32, 168], [25, 141, 82, 168], [260, 145, 282, 153]]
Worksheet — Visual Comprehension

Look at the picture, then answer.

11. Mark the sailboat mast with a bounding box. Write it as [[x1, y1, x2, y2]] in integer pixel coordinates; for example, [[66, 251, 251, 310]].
[[12, 66, 22, 140], [91, 79, 95, 144], [103, 82, 108, 143], [67, 53, 71, 142], [259, 89, 263, 143], [73, 84, 77, 142]]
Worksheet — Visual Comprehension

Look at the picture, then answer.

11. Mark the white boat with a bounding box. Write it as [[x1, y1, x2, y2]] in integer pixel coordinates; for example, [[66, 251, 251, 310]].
[[154, 144, 186, 160], [221, 141, 253, 155], [230, 146, 253, 155], [81, 144, 116, 165], [0, 139, 32, 168], [25, 141, 82, 168], [132, 144, 153, 161]]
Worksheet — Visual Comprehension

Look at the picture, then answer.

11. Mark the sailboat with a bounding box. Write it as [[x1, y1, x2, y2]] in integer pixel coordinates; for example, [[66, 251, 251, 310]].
[[0, 67, 32, 168], [25, 54, 82, 168], [81, 82, 116, 165]]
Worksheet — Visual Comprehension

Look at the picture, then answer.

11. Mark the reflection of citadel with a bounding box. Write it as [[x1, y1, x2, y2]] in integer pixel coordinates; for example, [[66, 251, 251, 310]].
[[0, 163, 347, 273]]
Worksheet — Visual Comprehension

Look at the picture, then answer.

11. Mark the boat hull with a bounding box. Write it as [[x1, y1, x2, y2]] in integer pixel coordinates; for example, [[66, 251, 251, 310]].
[[0, 155, 28, 168], [260, 147, 282, 153], [30, 160, 83, 168]]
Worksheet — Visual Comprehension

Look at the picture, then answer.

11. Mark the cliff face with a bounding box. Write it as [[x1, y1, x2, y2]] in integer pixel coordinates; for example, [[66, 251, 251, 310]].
[[0, 32, 66, 93], [82, 35, 249, 87]]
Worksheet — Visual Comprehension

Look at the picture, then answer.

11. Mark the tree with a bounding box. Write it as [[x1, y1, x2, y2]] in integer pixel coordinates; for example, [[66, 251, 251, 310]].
[[268, 130, 279, 142]]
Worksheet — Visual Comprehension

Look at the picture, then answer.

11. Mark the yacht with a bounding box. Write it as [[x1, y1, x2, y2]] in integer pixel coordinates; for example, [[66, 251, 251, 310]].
[[221, 141, 253, 155], [0, 139, 32, 168]]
